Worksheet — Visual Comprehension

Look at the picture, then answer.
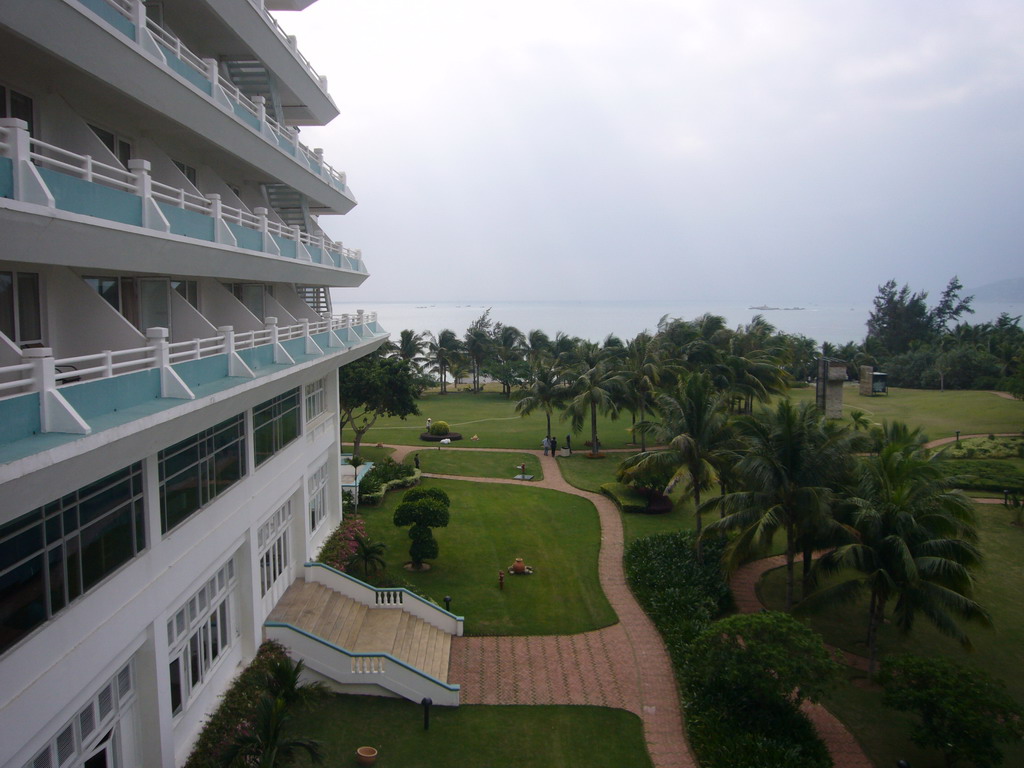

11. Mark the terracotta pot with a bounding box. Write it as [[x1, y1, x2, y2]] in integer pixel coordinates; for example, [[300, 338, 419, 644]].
[[512, 558, 526, 574], [356, 746, 378, 765]]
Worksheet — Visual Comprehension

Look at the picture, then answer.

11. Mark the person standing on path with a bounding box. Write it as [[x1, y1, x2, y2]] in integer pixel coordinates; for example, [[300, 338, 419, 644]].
[[426, 417, 432, 432], [542, 436, 550, 456], [551, 435, 558, 455], [565, 434, 572, 454]]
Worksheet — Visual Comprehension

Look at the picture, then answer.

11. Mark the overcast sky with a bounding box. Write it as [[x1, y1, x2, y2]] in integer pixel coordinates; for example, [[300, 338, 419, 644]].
[[279, 0, 1024, 305]]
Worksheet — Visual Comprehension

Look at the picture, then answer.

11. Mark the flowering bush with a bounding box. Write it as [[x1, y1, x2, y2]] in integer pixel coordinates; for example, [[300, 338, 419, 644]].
[[315, 515, 367, 571]]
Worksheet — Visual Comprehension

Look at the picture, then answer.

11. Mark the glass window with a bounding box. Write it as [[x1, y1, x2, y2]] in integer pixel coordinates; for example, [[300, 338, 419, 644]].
[[253, 389, 301, 467], [85, 277, 120, 311], [0, 465, 145, 655], [1, 84, 34, 136], [166, 560, 234, 716], [304, 377, 327, 421], [308, 463, 328, 533], [159, 415, 246, 533], [172, 160, 197, 187], [88, 124, 131, 168], [0, 271, 42, 346], [171, 279, 198, 309]]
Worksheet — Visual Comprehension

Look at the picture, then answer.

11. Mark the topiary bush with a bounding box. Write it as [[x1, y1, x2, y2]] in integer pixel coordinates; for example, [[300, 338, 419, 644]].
[[428, 420, 450, 436]]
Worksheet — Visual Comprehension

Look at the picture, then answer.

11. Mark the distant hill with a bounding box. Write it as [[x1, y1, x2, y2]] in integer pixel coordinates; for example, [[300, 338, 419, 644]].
[[969, 277, 1024, 303]]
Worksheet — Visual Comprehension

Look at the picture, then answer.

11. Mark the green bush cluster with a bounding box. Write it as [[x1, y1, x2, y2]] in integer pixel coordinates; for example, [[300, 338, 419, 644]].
[[625, 534, 832, 767], [184, 641, 290, 768], [939, 459, 1024, 493], [358, 458, 420, 506], [428, 420, 451, 436], [944, 436, 1024, 461], [600, 482, 649, 514]]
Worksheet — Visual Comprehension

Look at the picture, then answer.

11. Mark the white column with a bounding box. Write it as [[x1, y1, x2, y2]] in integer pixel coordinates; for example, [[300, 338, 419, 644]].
[[24, 348, 90, 434], [254, 207, 280, 256], [0, 118, 54, 206], [128, 159, 170, 232], [207, 194, 237, 246], [146, 327, 194, 399], [219, 326, 254, 379]]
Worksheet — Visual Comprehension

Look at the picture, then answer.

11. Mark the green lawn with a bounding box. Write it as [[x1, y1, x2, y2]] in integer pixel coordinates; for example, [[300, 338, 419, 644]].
[[359, 478, 616, 635], [403, 449, 544, 481], [759, 501, 1024, 767], [346, 445, 395, 463], [557, 452, 626, 492], [294, 696, 652, 768], [788, 385, 1023, 440], [365, 390, 639, 450]]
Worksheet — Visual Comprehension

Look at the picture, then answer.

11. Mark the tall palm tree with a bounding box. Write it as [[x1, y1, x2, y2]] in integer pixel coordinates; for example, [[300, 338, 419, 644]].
[[427, 329, 461, 394], [804, 441, 989, 676], [515, 365, 564, 440], [394, 329, 428, 372], [562, 343, 622, 456], [617, 332, 665, 451], [619, 372, 731, 559], [704, 399, 857, 609], [464, 326, 491, 393]]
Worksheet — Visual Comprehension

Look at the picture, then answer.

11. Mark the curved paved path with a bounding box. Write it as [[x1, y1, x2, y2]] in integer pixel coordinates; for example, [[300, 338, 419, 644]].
[[386, 443, 694, 768], [731, 556, 874, 768]]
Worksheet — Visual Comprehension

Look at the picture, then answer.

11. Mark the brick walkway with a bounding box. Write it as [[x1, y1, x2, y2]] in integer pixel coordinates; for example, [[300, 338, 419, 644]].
[[731, 556, 873, 768], [384, 443, 873, 767], [386, 444, 694, 768]]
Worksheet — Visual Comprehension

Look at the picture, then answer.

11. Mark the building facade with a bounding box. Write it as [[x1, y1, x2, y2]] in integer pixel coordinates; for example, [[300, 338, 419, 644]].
[[0, 1, 388, 765]]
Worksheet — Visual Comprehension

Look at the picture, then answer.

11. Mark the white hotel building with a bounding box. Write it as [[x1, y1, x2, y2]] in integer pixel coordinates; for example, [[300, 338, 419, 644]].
[[0, 2, 460, 767]]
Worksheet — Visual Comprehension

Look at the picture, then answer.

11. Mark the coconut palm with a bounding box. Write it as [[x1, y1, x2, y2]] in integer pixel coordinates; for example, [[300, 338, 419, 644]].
[[427, 329, 461, 394], [704, 399, 857, 609], [561, 343, 622, 456], [394, 329, 428, 371], [803, 441, 989, 676], [515, 365, 565, 440], [619, 372, 732, 559], [345, 533, 387, 579], [617, 332, 666, 451]]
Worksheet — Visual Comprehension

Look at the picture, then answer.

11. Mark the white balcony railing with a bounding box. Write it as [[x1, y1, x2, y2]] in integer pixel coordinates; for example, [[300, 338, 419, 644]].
[[0, 121, 366, 273], [73, 0, 349, 196]]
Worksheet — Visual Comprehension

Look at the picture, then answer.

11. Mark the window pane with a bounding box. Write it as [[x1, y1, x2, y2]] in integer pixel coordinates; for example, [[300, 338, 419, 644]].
[[79, 509, 134, 592], [168, 658, 182, 715], [0, 554, 46, 654], [16, 272, 41, 342], [0, 272, 13, 340]]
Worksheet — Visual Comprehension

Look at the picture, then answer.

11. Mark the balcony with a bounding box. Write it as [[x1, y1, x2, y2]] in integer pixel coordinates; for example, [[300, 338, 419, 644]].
[[0, 312, 388, 468], [0, 0, 353, 210], [0, 120, 367, 281]]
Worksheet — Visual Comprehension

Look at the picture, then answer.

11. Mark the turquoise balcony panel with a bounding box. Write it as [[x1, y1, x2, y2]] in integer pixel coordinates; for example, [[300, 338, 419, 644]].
[[227, 222, 263, 252], [61, 369, 161, 421], [77, 0, 135, 38], [306, 244, 324, 263], [159, 203, 215, 241], [171, 355, 230, 390], [232, 102, 261, 131], [0, 156, 12, 198], [238, 344, 276, 371], [273, 235, 297, 259], [40, 168, 142, 226], [366, 321, 382, 334], [276, 134, 297, 157], [0, 391, 41, 443], [157, 46, 213, 95], [281, 337, 309, 360]]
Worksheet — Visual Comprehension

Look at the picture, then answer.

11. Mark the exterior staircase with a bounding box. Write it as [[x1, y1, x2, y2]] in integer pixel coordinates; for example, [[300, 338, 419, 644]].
[[264, 564, 462, 706]]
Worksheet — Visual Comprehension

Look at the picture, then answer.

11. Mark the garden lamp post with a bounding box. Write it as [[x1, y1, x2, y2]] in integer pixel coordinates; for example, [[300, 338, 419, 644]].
[[1005, 489, 1010, 506], [444, 595, 452, 612], [955, 430, 960, 442]]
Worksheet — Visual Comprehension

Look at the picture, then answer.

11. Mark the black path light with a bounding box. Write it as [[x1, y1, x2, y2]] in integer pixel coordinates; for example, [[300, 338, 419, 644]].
[[421, 697, 433, 730], [444, 595, 452, 612]]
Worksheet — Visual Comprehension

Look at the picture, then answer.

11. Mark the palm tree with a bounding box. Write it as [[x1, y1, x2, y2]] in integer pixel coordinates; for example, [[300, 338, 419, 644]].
[[345, 533, 387, 579], [394, 329, 428, 372], [619, 372, 731, 559], [562, 345, 622, 456], [427, 329, 461, 394], [515, 365, 564, 440], [803, 441, 989, 676], [705, 399, 857, 609], [617, 332, 665, 451], [218, 694, 324, 767]]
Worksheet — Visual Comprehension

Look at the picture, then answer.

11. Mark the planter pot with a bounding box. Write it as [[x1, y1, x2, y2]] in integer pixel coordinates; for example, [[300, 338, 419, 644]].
[[356, 746, 378, 765], [512, 557, 526, 574]]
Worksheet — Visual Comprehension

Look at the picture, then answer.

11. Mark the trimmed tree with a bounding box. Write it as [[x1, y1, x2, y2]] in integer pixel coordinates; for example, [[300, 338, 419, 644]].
[[880, 654, 1024, 768], [393, 487, 451, 569], [338, 352, 420, 457]]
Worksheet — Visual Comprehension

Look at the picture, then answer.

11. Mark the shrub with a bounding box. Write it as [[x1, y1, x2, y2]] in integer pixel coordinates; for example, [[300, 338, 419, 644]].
[[428, 420, 450, 436], [184, 641, 291, 768], [315, 515, 367, 571], [365, 457, 415, 484], [939, 459, 1024, 493], [600, 482, 648, 514]]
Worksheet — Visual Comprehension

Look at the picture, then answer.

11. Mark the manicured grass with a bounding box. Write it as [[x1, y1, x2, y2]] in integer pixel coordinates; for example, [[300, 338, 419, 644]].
[[294, 696, 652, 768], [360, 478, 616, 635], [366, 390, 636, 450], [759, 501, 1024, 767], [403, 448, 543, 481], [557, 452, 628, 492], [787, 385, 1024, 440], [345, 445, 395, 463]]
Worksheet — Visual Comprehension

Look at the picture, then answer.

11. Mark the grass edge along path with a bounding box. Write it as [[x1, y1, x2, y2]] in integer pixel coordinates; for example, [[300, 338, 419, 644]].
[[385, 443, 695, 768]]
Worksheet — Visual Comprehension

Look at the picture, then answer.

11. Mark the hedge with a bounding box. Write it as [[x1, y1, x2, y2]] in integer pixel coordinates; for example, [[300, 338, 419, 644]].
[[939, 459, 1024, 493]]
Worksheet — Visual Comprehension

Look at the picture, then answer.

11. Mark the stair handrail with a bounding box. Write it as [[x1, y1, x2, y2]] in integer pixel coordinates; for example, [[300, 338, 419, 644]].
[[305, 562, 464, 636], [264, 622, 460, 706]]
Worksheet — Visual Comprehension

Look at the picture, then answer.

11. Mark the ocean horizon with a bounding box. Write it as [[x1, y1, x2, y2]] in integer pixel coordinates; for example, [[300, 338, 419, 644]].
[[332, 297, 1024, 347]]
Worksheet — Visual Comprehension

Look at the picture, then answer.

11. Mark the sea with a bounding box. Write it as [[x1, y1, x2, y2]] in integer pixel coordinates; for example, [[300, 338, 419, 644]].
[[331, 298, 1024, 347]]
